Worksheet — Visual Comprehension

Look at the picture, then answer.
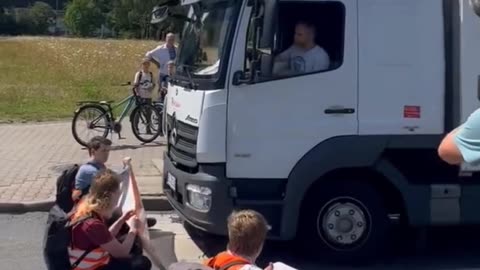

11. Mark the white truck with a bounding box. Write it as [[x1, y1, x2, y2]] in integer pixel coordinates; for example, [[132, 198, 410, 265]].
[[153, 0, 480, 261]]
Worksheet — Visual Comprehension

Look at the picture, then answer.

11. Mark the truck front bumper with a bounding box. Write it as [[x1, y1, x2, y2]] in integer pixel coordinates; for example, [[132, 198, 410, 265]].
[[163, 152, 232, 235]]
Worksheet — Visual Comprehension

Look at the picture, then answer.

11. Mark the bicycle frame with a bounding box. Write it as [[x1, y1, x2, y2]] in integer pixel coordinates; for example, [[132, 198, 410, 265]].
[[107, 94, 137, 123], [75, 91, 139, 131]]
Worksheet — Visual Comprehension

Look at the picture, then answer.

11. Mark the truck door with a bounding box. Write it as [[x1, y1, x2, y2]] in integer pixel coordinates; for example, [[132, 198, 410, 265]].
[[226, 0, 358, 179]]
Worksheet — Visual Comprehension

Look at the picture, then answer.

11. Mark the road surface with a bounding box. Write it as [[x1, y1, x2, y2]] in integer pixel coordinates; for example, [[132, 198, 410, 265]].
[[2, 212, 480, 270]]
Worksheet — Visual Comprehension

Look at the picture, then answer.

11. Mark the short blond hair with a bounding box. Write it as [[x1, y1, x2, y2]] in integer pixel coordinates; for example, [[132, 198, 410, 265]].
[[227, 210, 269, 257]]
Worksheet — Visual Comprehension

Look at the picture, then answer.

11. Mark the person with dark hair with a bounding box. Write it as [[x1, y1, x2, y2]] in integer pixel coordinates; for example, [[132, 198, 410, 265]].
[[273, 21, 330, 76], [72, 136, 112, 202], [72, 136, 157, 228]]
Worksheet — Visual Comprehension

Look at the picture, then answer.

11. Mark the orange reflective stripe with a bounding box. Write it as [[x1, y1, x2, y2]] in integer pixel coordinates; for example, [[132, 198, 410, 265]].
[[204, 252, 250, 270], [68, 247, 110, 270]]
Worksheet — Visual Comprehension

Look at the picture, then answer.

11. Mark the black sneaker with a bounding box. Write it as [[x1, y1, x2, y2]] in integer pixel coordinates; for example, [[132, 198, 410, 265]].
[[147, 217, 157, 228]]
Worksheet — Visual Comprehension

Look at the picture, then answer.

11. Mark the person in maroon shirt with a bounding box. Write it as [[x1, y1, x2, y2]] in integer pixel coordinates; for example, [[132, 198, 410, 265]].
[[69, 169, 151, 270]]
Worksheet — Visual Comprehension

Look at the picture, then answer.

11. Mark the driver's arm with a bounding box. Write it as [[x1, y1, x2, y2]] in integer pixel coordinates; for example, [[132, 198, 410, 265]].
[[273, 47, 292, 76]]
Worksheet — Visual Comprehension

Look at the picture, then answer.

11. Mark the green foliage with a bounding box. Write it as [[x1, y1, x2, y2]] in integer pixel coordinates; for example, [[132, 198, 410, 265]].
[[64, 0, 103, 37], [0, 1, 54, 35], [29, 1, 55, 34]]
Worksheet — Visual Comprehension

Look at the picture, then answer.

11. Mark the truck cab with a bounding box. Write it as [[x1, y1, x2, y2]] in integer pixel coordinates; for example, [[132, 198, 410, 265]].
[[154, 0, 480, 261]]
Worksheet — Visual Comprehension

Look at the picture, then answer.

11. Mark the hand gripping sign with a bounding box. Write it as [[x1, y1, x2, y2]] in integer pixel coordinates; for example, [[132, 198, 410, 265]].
[[117, 157, 165, 270]]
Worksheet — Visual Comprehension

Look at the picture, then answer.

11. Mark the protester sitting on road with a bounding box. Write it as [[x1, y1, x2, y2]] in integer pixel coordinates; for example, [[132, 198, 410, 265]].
[[72, 136, 157, 228], [438, 108, 480, 165], [204, 210, 273, 270], [69, 169, 152, 270], [72, 136, 111, 202]]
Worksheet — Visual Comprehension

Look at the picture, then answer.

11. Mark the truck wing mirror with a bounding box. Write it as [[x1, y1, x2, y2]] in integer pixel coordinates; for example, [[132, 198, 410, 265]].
[[151, 5, 171, 24], [258, 0, 278, 49]]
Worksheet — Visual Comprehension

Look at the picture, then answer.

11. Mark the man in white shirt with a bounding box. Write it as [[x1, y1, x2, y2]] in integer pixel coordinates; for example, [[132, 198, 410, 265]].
[[145, 33, 177, 98], [274, 21, 330, 76]]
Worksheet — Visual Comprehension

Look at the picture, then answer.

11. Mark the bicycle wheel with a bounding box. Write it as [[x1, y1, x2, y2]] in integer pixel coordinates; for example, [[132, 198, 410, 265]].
[[131, 103, 162, 143], [72, 104, 110, 147]]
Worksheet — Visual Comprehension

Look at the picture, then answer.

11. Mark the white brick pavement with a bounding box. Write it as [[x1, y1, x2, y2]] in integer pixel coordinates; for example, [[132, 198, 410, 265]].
[[0, 121, 165, 202]]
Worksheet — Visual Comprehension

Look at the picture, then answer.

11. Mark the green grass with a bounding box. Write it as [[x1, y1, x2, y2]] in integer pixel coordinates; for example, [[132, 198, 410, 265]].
[[0, 36, 160, 122]]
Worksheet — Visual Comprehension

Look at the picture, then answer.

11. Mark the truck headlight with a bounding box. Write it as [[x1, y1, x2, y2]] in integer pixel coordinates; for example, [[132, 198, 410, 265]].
[[186, 184, 212, 211]]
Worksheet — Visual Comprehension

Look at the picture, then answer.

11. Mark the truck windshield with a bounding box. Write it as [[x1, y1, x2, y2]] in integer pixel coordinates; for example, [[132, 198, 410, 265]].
[[175, 1, 236, 79]]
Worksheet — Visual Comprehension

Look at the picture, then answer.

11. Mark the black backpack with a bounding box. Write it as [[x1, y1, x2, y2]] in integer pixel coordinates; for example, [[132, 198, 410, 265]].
[[56, 163, 96, 213], [43, 204, 93, 270], [55, 164, 81, 213]]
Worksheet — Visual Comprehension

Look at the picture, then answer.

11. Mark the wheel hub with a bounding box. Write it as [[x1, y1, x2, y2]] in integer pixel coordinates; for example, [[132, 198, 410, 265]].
[[321, 200, 367, 246]]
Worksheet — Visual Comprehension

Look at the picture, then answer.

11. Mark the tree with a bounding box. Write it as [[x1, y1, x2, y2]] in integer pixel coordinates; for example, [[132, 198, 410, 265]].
[[64, 0, 103, 37], [29, 1, 55, 34]]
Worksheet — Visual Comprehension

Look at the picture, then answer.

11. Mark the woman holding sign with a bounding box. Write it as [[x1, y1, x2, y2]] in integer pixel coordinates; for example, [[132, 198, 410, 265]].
[[69, 169, 152, 270]]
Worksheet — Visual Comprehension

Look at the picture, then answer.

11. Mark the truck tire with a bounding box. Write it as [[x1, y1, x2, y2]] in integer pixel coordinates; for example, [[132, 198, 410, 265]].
[[299, 179, 391, 264]]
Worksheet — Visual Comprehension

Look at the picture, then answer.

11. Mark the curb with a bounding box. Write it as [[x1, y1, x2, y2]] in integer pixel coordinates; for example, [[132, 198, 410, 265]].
[[0, 195, 173, 214]]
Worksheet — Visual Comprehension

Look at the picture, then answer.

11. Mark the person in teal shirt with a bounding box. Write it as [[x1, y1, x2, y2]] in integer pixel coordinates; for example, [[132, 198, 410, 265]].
[[438, 108, 480, 165]]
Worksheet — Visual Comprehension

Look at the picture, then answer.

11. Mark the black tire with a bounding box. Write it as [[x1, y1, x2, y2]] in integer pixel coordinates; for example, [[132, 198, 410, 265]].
[[72, 104, 110, 147], [131, 103, 162, 143], [298, 180, 392, 264]]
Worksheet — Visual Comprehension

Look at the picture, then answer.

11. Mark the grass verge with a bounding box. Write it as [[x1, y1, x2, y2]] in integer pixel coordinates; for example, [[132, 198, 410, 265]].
[[0, 36, 160, 122]]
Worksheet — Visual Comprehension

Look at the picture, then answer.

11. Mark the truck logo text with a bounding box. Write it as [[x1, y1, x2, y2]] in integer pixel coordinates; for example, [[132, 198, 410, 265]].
[[185, 115, 198, 124]]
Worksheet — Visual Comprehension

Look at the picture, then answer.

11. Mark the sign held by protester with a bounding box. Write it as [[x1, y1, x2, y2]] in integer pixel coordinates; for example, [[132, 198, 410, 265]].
[[117, 157, 166, 270]]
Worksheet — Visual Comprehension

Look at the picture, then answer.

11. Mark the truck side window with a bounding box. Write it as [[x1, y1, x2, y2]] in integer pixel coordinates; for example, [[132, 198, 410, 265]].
[[245, 1, 345, 81]]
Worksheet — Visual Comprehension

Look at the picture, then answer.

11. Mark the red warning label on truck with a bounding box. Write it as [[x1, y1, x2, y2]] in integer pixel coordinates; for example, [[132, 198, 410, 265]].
[[404, 105, 421, 118]]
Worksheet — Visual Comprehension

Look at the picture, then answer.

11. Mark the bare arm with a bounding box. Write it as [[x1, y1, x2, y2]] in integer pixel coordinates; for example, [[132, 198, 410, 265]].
[[438, 127, 463, 165], [101, 215, 141, 259], [108, 210, 133, 236], [100, 230, 137, 259], [145, 48, 161, 68]]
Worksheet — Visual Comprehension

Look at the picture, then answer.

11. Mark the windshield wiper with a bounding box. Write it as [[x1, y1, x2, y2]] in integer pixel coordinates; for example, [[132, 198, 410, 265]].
[[177, 64, 199, 90]]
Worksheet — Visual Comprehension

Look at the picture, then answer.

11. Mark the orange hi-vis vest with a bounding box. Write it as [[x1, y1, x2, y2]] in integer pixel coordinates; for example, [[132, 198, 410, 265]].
[[68, 246, 110, 270], [204, 251, 252, 270], [69, 213, 110, 270]]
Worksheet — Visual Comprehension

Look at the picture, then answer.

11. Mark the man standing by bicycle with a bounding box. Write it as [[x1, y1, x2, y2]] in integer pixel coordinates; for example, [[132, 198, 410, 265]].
[[145, 32, 177, 103]]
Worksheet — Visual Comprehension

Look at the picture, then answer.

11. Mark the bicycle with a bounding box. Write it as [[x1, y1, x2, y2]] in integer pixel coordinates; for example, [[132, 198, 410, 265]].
[[71, 82, 163, 147]]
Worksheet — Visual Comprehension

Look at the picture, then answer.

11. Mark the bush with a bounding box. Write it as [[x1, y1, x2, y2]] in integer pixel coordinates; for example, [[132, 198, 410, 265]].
[[64, 0, 103, 37], [29, 1, 55, 34]]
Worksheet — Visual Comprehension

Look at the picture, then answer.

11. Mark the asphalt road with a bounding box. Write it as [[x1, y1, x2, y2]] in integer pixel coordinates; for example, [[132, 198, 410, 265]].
[[2, 212, 480, 270]]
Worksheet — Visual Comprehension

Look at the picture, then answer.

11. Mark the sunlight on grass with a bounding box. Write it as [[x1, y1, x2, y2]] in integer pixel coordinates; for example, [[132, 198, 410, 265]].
[[0, 36, 160, 121]]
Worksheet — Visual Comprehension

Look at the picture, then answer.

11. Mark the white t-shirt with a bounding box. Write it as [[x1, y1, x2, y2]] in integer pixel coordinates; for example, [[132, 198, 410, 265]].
[[274, 45, 330, 75], [134, 71, 155, 99], [145, 44, 177, 75]]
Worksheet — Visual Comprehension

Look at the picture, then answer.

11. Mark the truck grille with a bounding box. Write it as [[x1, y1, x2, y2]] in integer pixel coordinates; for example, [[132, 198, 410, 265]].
[[167, 114, 198, 171]]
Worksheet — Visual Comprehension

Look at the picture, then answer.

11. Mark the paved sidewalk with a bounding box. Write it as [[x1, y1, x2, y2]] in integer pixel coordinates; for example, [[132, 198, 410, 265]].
[[0, 121, 165, 202]]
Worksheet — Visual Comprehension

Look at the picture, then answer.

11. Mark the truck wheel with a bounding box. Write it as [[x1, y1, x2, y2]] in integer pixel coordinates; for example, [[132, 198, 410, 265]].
[[299, 180, 391, 263]]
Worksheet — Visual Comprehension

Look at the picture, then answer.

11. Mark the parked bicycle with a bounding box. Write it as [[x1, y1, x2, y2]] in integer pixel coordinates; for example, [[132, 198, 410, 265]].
[[71, 82, 163, 147]]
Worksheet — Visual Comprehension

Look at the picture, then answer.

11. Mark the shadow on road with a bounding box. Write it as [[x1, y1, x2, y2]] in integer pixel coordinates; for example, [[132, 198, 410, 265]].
[[110, 141, 166, 151], [181, 223, 480, 270]]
